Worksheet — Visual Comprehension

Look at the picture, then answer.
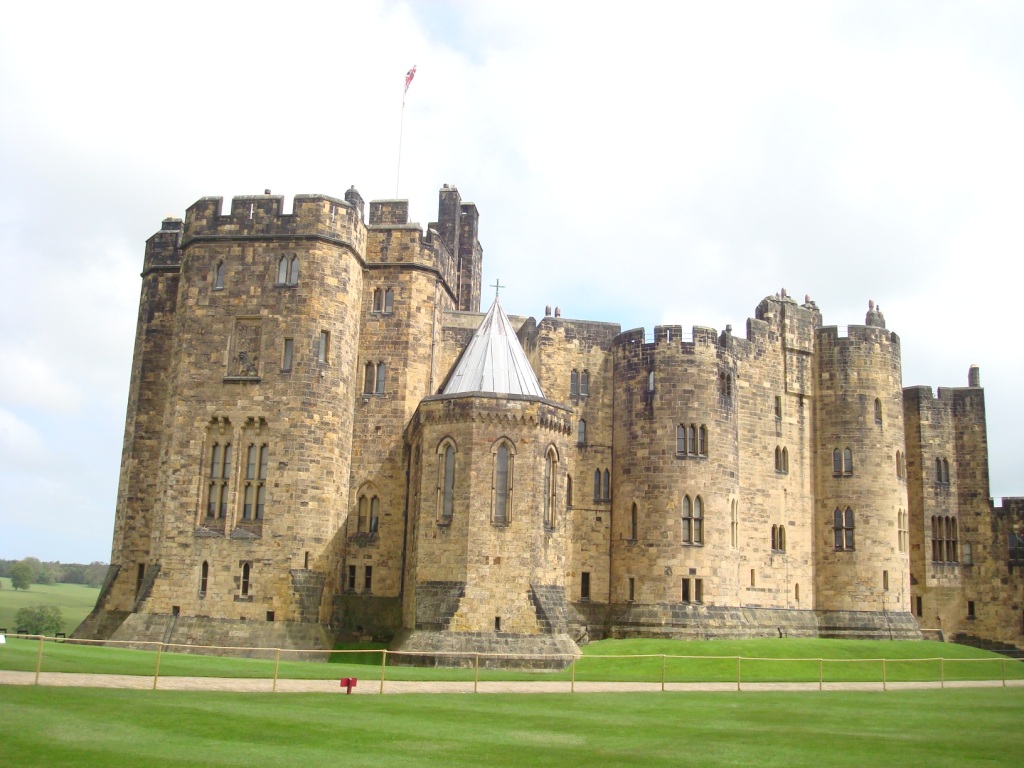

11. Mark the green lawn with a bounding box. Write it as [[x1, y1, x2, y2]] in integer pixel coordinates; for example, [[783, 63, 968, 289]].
[[0, 577, 99, 635], [1, 686, 1021, 767], [2, 636, 1020, 684]]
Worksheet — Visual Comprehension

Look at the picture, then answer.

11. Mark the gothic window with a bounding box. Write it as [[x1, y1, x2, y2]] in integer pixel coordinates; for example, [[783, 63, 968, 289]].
[[578, 419, 587, 445], [897, 510, 908, 553], [438, 441, 456, 522], [698, 425, 707, 456], [242, 443, 268, 521], [383, 288, 393, 313], [199, 561, 209, 596], [962, 542, 973, 566], [318, 331, 329, 363], [357, 495, 368, 533], [282, 339, 294, 372], [566, 474, 573, 507], [935, 457, 943, 482], [372, 288, 383, 313], [676, 425, 686, 454], [207, 441, 232, 519], [544, 448, 557, 528], [580, 370, 589, 395], [648, 370, 655, 392], [931, 516, 958, 562], [277, 256, 289, 284], [775, 446, 789, 473], [843, 448, 853, 475], [942, 458, 950, 484], [593, 469, 601, 501], [682, 495, 704, 545], [240, 562, 251, 596], [730, 500, 739, 549], [772, 524, 786, 552], [833, 449, 842, 475], [630, 503, 638, 541], [214, 262, 225, 290], [364, 362, 375, 394], [370, 496, 380, 533], [375, 362, 386, 394], [834, 507, 855, 550], [492, 440, 514, 525], [287, 256, 299, 285], [570, 369, 579, 396], [603, 469, 611, 501], [688, 425, 696, 455], [874, 398, 882, 424]]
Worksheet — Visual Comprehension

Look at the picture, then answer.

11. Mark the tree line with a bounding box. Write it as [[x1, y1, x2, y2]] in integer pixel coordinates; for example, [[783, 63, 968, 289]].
[[0, 558, 108, 590]]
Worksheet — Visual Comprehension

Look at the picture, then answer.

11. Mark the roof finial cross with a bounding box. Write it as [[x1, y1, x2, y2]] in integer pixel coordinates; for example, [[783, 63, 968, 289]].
[[490, 278, 505, 298]]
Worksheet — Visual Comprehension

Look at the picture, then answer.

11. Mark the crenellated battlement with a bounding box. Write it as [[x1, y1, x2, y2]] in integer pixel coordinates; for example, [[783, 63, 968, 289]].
[[181, 191, 366, 253], [816, 323, 900, 348]]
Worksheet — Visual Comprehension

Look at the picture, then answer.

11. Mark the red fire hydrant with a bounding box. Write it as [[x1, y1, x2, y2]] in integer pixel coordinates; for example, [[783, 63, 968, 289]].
[[340, 677, 358, 694]]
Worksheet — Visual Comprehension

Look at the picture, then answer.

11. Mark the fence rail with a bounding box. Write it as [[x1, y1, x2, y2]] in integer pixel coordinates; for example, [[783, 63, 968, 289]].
[[2, 634, 1022, 693]]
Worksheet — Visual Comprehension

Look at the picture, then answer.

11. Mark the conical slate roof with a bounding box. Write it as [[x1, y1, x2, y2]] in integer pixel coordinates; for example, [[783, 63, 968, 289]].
[[442, 297, 545, 397]]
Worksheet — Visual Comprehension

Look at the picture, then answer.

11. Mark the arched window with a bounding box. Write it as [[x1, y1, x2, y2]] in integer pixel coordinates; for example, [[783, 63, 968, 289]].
[[492, 441, 513, 525], [570, 369, 579, 396], [779, 525, 786, 552], [207, 441, 232, 519], [439, 442, 456, 521], [942, 459, 950, 484], [370, 496, 380, 533], [648, 370, 655, 392], [277, 256, 288, 284], [782, 447, 789, 473], [383, 288, 393, 313], [593, 469, 601, 501], [676, 425, 686, 454], [603, 469, 611, 501], [730, 500, 738, 549], [544, 448, 557, 528], [199, 561, 209, 595], [375, 362, 386, 394], [682, 495, 704, 545], [698, 426, 707, 456], [243, 443, 268, 521], [580, 370, 589, 395], [578, 419, 587, 445], [833, 449, 842, 475], [962, 542, 973, 566], [214, 262, 225, 290], [935, 457, 943, 482], [775, 446, 782, 471], [240, 562, 251, 596], [630, 502, 638, 541], [363, 362, 375, 394], [357, 495, 368, 532], [566, 474, 573, 507], [843, 448, 853, 475], [288, 256, 299, 285], [874, 398, 882, 424], [834, 508, 855, 550]]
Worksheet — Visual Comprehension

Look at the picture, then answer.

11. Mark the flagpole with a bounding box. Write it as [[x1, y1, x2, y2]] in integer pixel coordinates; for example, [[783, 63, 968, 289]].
[[396, 65, 416, 198]]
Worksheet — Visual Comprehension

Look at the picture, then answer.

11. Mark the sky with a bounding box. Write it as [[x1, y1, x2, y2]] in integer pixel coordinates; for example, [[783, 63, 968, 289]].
[[1, 1, 1021, 563]]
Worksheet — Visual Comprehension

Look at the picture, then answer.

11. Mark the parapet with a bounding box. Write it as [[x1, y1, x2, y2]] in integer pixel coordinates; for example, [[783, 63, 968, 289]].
[[143, 218, 183, 275], [181, 191, 366, 253]]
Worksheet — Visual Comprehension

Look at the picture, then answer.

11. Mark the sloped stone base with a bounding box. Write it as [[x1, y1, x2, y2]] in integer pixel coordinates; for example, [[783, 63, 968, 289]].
[[107, 613, 334, 660], [391, 628, 580, 669]]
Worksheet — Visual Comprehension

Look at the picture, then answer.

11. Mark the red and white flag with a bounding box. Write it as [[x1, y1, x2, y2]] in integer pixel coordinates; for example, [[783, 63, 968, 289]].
[[404, 65, 417, 94]]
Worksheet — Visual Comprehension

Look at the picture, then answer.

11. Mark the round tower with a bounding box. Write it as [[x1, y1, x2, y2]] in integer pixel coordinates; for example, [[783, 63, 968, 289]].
[[609, 325, 741, 633], [813, 302, 916, 637]]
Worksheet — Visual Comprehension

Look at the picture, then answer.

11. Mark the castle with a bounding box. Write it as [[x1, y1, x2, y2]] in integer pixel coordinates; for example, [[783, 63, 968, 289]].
[[76, 184, 1024, 659]]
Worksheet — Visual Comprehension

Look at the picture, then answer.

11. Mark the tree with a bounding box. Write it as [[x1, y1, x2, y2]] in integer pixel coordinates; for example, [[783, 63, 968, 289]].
[[15, 605, 64, 636], [10, 562, 32, 590]]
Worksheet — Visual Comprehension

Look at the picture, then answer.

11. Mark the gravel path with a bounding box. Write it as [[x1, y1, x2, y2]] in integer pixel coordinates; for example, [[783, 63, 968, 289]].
[[2, 670, 1020, 694]]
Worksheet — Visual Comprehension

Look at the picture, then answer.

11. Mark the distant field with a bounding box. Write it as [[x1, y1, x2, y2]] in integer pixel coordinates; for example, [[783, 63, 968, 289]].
[[1, 636, 1021, 685], [1, 686, 1021, 767], [0, 578, 99, 635]]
